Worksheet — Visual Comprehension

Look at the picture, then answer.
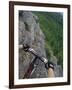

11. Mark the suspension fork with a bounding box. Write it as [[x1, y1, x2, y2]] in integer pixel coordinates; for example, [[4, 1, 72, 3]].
[[23, 56, 38, 79]]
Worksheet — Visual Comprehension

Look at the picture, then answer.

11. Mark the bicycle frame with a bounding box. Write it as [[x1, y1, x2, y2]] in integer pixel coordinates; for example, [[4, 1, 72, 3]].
[[19, 45, 48, 78]]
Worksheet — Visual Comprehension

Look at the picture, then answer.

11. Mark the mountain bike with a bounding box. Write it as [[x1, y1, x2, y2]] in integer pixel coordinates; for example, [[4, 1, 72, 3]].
[[19, 44, 55, 78]]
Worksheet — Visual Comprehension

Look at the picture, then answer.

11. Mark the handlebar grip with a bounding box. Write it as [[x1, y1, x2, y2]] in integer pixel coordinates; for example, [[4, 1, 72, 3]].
[[19, 44, 30, 52]]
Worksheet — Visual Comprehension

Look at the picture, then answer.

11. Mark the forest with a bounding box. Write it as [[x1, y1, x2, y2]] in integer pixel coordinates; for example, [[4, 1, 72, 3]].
[[33, 12, 63, 68]]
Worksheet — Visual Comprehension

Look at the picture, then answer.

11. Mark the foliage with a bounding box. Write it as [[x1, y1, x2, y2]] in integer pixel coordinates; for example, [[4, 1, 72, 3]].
[[33, 11, 63, 68]]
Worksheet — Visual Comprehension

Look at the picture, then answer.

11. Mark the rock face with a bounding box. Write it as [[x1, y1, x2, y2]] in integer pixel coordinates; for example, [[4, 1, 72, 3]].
[[19, 11, 63, 79]]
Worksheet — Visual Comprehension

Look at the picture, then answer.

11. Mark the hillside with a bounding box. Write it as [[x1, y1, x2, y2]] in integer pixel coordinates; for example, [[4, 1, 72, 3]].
[[33, 12, 63, 68], [19, 11, 63, 79]]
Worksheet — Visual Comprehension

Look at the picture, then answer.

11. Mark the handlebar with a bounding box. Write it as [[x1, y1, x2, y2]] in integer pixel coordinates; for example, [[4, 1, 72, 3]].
[[19, 44, 48, 63], [19, 44, 54, 70]]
